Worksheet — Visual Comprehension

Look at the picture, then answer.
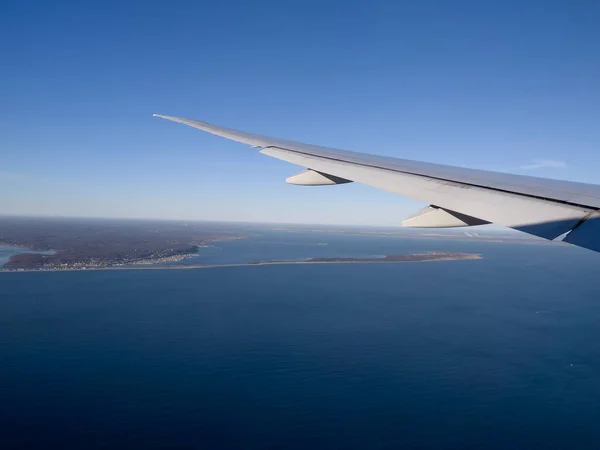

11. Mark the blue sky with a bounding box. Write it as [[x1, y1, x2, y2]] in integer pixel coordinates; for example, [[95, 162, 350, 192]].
[[2, 0, 599, 225]]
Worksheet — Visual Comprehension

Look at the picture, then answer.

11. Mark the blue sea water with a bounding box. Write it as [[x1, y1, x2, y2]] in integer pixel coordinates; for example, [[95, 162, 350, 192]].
[[1, 231, 600, 449]]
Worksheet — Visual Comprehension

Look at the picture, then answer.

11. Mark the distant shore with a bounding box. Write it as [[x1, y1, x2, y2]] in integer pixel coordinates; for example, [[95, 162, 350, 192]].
[[0, 253, 482, 273]]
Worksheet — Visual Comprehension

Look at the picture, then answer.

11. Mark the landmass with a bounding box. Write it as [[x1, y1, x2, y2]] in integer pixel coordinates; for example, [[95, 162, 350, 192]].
[[1, 252, 481, 273], [0, 216, 246, 269], [0, 217, 490, 273]]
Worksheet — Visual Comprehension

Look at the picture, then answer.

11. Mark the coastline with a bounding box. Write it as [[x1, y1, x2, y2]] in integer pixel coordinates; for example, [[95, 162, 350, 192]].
[[0, 253, 482, 273]]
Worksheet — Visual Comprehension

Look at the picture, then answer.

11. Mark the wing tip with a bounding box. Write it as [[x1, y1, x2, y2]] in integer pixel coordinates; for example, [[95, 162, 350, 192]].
[[154, 114, 187, 125]]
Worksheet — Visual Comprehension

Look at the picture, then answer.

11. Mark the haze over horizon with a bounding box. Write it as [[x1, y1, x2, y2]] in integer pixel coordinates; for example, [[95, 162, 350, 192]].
[[2, 0, 599, 225], [0, 213, 520, 235]]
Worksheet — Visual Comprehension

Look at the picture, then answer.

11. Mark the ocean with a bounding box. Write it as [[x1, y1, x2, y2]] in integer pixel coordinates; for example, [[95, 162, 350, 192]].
[[1, 230, 600, 449]]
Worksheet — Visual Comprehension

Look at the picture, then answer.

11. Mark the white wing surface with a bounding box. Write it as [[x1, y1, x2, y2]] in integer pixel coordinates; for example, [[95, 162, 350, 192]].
[[154, 114, 600, 253]]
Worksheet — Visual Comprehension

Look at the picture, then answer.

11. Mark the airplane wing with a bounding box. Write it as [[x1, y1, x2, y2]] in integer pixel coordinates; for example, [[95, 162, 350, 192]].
[[153, 114, 600, 253]]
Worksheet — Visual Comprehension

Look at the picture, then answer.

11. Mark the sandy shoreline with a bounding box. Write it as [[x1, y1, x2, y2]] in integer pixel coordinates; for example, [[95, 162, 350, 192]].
[[0, 254, 482, 273]]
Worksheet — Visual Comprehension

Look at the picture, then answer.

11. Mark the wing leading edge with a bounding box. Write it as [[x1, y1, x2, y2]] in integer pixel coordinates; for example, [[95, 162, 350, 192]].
[[153, 114, 600, 253]]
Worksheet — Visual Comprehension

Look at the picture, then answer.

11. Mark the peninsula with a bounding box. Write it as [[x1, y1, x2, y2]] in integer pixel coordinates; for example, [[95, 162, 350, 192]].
[[0, 217, 484, 273], [304, 253, 480, 263], [1, 252, 481, 273]]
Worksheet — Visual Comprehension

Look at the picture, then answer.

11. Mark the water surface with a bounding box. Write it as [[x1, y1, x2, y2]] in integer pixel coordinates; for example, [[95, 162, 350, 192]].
[[1, 232, 599, 449]]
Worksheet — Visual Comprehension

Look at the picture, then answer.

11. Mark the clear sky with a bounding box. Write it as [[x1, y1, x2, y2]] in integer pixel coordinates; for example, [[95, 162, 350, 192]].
[[2, 0, 599, 225]]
